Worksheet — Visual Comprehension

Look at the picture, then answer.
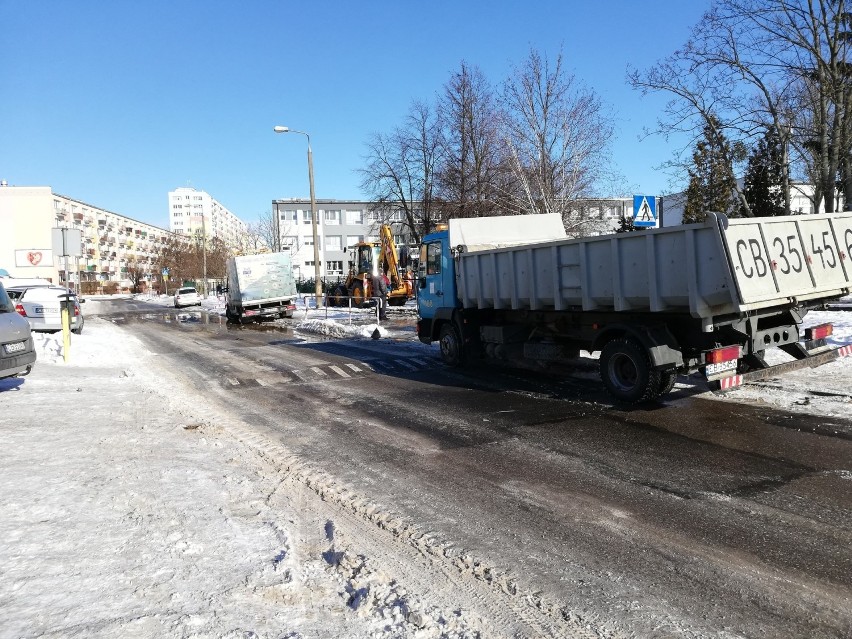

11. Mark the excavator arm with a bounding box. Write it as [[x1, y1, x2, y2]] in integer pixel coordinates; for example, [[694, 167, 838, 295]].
[[378, 225, 404, 290]]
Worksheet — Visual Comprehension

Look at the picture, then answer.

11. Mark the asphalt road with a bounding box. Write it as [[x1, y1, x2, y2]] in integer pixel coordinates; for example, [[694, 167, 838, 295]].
[[95, 299, 852, 639]]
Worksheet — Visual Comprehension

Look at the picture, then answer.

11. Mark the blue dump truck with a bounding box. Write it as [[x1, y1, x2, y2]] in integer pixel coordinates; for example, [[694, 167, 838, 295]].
[[225, 251, 297, 323], [416, 212, 852, 403]]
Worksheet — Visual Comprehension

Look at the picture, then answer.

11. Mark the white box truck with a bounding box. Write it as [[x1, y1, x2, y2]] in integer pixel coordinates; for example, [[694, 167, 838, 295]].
[[225, 252, 297, 322]]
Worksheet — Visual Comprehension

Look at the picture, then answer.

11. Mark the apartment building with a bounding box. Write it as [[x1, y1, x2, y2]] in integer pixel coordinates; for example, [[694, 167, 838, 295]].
[[271, 199, 417, 282], [168, 187, 247, 249], [0, 183, 171, 292]]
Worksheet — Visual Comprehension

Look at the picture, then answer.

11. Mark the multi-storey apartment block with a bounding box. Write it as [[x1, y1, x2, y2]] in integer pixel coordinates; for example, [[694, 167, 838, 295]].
[[0, 183, 172, 293], [271, 199, 418, 282], [169, 187, 247, 249]]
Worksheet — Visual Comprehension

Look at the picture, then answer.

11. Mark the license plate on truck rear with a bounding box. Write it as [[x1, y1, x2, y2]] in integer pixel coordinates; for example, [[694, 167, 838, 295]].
[[705, 359, 737, 377]]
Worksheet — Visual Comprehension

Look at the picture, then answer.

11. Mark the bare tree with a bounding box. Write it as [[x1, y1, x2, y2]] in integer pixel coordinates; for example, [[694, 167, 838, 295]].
[[437, 62, 505, 219], [254, 210, 278, 251], [359, 100, 443, 243], [155, 234, 195, 286], [501, 48, 616, 235], [361, 52, 623, 236], [124, 259, 147, 294], [628, 0, 850, 214]]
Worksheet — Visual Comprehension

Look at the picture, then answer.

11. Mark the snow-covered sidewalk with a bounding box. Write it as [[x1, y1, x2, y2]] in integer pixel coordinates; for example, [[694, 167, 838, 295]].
[[0, 319, 483, 639]]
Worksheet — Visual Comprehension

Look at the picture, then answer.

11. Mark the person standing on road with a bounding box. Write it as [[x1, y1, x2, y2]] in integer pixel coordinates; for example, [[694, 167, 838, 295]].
[[374, 270, 388, 320]]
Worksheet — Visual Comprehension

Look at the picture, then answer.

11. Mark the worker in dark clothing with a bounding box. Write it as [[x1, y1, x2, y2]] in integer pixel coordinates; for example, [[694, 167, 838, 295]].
[[373, 271, 388, 320]]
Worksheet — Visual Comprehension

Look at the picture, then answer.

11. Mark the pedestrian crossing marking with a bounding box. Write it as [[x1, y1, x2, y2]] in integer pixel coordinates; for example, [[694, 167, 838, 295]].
[[218, 356, 439, 391]]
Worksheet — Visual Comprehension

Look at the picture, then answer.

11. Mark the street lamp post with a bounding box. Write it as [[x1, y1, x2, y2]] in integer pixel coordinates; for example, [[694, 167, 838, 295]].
[[201, 209, 208, 297], [273, 125, 322, 308]]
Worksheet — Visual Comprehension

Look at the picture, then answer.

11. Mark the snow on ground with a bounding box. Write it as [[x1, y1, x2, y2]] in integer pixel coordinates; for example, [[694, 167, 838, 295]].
[[3, 292, 852, 638], [0, 298, 487, 639]]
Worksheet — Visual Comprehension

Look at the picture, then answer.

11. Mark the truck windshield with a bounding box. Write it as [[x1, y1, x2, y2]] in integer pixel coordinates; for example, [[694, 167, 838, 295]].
[[426, 242, 441, 275]]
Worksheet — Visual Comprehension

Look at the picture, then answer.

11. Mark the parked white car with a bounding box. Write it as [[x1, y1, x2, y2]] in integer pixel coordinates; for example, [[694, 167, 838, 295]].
[[174, 286, 200, 308], [8, 286, 85, 334], [0, 282, 36, 379]]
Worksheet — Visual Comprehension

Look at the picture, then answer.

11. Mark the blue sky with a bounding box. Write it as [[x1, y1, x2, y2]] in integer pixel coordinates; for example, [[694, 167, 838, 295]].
[[1, 0, 707, 229]]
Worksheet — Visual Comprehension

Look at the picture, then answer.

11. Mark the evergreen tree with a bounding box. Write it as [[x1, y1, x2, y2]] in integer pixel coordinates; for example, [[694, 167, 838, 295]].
[[615, 214, 638, 233], [683, 116, 738, 224], [741, 127, 785, 217]]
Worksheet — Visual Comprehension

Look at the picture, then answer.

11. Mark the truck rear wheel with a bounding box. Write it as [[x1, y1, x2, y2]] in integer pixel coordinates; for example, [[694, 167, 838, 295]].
[[600, 337, 661, 403], [439, 324, 464, 367]]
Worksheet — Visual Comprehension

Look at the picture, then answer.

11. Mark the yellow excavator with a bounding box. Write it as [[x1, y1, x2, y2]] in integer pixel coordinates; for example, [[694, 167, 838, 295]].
[[328, 225, 414, 307]]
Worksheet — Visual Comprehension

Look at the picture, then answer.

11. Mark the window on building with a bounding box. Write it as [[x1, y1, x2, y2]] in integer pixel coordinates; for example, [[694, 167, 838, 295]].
[[303, 237, 314, 247], [345, 210, 363, 225], [326, 260, 343, 275], [325, 235, 342, 251], [304, 261, 315, 267], [302, 211, 313, 224], [324, 210, 341, 225]]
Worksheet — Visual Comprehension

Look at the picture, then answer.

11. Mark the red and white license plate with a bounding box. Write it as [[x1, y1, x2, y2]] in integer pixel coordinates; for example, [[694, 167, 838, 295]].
[[706, 359, 738, 376]]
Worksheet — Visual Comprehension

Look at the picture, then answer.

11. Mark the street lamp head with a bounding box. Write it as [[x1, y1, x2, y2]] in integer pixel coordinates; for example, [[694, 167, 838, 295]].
[[273, 126, 290, 133]]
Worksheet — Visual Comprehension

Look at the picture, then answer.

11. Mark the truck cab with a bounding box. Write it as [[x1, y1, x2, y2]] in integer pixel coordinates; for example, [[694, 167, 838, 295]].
[[416, 228, 463, 357]]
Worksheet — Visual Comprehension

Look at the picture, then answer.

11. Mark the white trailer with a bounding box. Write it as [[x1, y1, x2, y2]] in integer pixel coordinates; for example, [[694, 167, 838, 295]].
[[225, 252, 297, 322]]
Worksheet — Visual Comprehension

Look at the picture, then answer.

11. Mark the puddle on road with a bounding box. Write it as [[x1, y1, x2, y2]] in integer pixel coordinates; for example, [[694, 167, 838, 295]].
[[101, 308, 297, 337]]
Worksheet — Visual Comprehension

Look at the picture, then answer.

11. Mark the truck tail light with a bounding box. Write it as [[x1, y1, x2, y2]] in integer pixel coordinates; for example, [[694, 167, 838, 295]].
[[15, 304, 27, 317], [706, 345, 741, 364], [804, 323, 832, 340]]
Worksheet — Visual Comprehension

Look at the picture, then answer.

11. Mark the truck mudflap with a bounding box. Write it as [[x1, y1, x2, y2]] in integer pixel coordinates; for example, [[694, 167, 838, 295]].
[[710, 344, 852, 391]]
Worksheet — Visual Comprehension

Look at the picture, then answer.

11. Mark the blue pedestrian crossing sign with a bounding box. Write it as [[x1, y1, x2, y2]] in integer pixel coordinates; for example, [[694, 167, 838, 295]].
[[633, 195, 658, 228]]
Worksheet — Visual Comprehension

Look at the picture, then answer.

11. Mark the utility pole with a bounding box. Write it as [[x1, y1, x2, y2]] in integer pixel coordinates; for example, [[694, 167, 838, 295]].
[[201, 211, 208, 297]]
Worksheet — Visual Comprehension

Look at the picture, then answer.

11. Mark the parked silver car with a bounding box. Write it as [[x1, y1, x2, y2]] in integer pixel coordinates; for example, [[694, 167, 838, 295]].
[[7, 286, 85, 334], [0, 282, 36, 379]]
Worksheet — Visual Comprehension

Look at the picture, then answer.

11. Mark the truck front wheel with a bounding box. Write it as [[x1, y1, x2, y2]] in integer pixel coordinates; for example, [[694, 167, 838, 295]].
[[439, 324, 464, 367], [600, 338, 661, 403]]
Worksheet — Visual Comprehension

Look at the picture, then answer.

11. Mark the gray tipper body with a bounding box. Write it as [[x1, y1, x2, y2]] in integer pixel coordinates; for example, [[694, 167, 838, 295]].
[[450, 212, 852, 321]]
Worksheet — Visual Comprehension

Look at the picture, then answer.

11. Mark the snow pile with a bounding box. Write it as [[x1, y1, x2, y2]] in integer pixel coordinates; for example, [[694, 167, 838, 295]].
[[298, 318, 389, 339]]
